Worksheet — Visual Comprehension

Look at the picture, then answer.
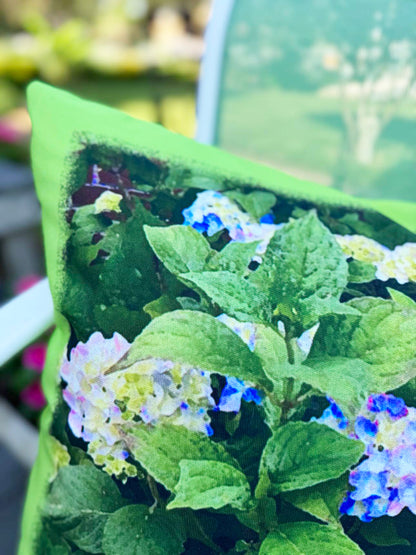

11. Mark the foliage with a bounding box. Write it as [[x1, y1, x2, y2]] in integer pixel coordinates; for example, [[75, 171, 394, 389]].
[[39, 147, 416, 553]]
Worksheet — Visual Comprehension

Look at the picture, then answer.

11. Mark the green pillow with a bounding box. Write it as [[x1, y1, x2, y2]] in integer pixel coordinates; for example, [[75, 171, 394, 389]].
[[20, 81, 416, 554]]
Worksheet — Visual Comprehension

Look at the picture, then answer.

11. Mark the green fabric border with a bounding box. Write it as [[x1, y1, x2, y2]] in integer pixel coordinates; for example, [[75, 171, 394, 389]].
[[19, 81, 416, 554]]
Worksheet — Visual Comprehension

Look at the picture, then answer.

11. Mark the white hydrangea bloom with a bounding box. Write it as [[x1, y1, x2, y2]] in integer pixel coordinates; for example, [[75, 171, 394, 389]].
[[182, 190, 282, 259], [336, 234, 416, 284], [60, 332, 217, 479]]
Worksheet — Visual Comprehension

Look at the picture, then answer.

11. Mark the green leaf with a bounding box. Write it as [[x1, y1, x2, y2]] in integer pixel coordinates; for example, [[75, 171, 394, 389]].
[[116, 310, 270, 387], [42, 465, 126, 553], [65, 199, 161, 342], [102, 505, 185, 555], [225, 403, 272, 487], [294, 358, 373, 419], [387, 287, 416, 308], [175, 296, 205, 311], [236, 498, 277, 534], [259, 522, 363, 554], [70, 205, 109, 248], [252, 325, 292, 399], [249, 212, 354, 329], [144, 224, 211, 275], [180, 271, 272, 323], [282, 474, 349, 526], [309, 297, 416, 392], [359, 517, 410, 547], [94, 304, 148, 341], [167, 460, 252, 511], [225, 190, 276, 219], [129, 424, 241, 491], [143, 295, 180, 319], [347, 260, 376, 283], [256, 422, 363, 496], [206, 241, 260, 275], [36, 523, 72, 555]]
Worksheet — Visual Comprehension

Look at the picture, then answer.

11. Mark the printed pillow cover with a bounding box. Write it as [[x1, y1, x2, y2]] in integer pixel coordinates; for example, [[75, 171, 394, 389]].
[[21, 82, 416, 554]]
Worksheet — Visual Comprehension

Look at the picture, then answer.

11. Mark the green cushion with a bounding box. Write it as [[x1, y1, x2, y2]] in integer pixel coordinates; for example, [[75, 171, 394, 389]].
[[20, 81, 416, 554]]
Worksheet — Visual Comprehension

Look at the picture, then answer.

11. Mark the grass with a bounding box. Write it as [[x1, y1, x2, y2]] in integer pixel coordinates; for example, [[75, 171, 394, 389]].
[[218, 86, 416, 202]]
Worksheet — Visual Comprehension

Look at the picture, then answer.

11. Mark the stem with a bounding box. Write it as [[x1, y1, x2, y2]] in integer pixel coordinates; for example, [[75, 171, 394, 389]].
[[283, 324, 295, 365], [280, 321, 296, 422], [147, 474, 164, 512], [188, 513, 221, 553]]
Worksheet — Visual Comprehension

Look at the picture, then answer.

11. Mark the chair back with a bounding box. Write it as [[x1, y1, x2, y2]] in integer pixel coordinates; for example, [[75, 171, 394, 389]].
[[198, 0, 416, 203]]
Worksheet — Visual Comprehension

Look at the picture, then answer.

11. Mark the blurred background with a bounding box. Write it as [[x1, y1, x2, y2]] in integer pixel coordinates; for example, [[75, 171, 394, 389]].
[[0, 0, 415, 551], [0, 0, 210, 407], [0, 2, 209, 551]]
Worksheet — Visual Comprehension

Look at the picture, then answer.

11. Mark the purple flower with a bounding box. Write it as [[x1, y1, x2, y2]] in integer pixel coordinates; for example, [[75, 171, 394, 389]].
[[367, 393, 408, 419], [316, 393, 416, 522]]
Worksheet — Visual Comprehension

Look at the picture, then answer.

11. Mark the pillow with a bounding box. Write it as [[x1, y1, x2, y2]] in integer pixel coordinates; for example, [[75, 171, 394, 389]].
[[21, 81, 416, 554]]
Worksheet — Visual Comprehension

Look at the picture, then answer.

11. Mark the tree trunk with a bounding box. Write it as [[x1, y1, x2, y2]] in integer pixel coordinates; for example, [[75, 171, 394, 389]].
[[351, 106, 382, 166]]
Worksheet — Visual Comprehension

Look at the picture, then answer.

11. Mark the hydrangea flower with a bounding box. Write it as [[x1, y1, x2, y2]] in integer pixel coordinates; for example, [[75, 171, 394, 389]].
[[60, 330, 263, 478], [335, 234, 388, 263], [296, 323, 320, 356], [94, 191, 123, 214], [60, 332, 137, 479], [182, 190, 282, 257], [335, 234, 416, 284], [316, 393, 416, 521], [217, 314, 256, 352], [215, 314, 263, 411], [376, 243, 416, 284], [217, 377, 262, 413]]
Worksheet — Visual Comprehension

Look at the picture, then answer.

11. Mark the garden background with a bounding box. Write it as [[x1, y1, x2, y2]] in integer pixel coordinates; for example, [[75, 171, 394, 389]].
[[0, 2, 209, 552]]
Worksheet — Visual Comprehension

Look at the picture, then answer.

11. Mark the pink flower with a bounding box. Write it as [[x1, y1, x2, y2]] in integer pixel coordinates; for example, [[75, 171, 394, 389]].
[[20, 381, 46, 410], [22, 343, 47, 373], [15, 275, 42, 295]]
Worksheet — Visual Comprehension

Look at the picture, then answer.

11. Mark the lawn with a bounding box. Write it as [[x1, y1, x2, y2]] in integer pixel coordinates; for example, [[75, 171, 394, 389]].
[[218, 86, 416, 202]]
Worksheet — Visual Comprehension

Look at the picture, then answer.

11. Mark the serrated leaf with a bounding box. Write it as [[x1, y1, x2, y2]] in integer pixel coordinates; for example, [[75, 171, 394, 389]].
[[348, 259, 376, 283], [294, 358, 373, 420], [249, 212, 353, 329], [102, 505, 185, 555], [144, 224, 211, 275], [256, 421, 363, 496], [42, 465, 125, 553], [309, 297, 416, 392], [167, 460, 252, 511], [387, 287, 416, 308], [206, 241, 260, 275], [115, 310, 270, 387], [225, 190, 276, 219], [359, 517, 410, 547], [180, 271, 272, 323], [129, 424, 241, 491], [259, 522, 363, 554], [282, 474, 349, 526]]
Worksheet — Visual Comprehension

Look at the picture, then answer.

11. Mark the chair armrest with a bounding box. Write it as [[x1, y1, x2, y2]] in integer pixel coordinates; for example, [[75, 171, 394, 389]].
[[0, 278, 54, 367]]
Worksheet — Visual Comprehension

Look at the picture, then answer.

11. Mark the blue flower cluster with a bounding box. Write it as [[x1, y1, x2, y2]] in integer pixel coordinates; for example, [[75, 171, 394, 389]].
[[182, 190, 282, 257], [317, 393, 416, 521], [217, 377, 262, 413]]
